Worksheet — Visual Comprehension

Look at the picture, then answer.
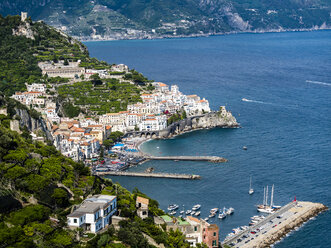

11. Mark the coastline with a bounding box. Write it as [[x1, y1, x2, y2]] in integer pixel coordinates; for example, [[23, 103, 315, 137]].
[[79, 27, 331, 42], [135, 125, 238, 156]]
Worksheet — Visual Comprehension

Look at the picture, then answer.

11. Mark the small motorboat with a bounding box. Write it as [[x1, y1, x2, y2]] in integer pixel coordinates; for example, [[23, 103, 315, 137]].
[[226, 207, 234, 215], [194, 211, 201, 216], [210, 208, 218, 214], [209, 213, 216, 218], [168, 204, 179, 211], [185, 210, 192, 215], [218, 212, 226, 219], [180, 210, 184, 214], [204, 217, 209, 221], [191, 211, 196, 215], [243, 146, 248, 150], [192, 204, 201, 211]]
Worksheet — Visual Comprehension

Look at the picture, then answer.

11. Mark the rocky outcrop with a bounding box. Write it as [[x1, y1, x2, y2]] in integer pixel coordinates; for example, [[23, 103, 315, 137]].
[[14, 108, 53, 141], [159, 106, 239, 138], [12, 22, 35, 40]]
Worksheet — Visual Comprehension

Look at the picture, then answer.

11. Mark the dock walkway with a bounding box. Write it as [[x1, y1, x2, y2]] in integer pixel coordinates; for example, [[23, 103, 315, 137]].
[[147, 156, 227, 163], [223, 201, 327, 247], [95, 171, 201, 180]]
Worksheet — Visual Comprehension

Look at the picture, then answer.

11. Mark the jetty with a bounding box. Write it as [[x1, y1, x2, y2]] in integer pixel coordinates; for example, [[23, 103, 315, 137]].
[[95, 171, 201, 180], [223, 201, 327, 247], [146, 156, 227, 163]]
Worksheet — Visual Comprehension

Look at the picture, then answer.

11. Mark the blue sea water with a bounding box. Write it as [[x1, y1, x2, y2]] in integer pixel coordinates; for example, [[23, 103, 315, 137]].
[[85, 31, 331, 247]]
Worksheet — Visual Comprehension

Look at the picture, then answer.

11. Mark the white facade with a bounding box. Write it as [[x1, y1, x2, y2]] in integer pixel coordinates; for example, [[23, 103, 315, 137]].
[[67, 195, 117, 233]]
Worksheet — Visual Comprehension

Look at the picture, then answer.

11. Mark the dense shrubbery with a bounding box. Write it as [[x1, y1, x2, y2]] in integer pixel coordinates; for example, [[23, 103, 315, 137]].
[[57, 79, 143, 115], [167, 110, 187, 125]]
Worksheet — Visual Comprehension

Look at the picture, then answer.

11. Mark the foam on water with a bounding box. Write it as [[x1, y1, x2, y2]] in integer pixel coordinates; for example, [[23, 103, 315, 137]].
[[241, 98, 270, 104], [306, 80, 331, 86]]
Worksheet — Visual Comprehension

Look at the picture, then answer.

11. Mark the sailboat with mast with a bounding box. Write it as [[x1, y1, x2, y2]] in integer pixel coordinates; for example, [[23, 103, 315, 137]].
[[257, 185, 274, 213], [249, 176, 254, 195]]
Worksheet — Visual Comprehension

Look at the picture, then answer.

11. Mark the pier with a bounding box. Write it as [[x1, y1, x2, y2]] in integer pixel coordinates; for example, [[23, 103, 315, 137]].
[[223, 201, 327, 247], [95, 171, 201, 180], [146, 155, 227, 163]]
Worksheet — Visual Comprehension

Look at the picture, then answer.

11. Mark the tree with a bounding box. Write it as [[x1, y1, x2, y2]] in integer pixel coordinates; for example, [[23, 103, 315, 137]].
[[103, 139, 113, 149], [51, 188, 69, 207], [63, 59, 69, 66]]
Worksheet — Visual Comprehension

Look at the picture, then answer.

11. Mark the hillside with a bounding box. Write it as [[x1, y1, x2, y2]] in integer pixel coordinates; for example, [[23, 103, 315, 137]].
[[0, 15, 152, 117], [0, 95, 194, 247], [0, 0, 330, 40]]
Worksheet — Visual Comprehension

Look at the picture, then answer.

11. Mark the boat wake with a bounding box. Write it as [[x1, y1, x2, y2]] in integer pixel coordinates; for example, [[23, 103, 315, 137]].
[[306, 80, 331, 87], [241, 98, 270, 104]]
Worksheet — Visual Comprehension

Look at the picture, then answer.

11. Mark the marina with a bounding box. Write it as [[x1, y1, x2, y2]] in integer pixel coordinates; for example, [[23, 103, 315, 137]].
[[223, 200, 327, 247]]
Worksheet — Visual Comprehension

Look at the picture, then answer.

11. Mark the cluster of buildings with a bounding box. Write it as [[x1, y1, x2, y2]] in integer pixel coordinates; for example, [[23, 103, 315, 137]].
[[11, 83, 112, 161], [38, 60, 128, 79], [99, 82, 211, 133], [67, 194, 219, 248], [11, 79, 211, 161], [51, 118, 111, 161]]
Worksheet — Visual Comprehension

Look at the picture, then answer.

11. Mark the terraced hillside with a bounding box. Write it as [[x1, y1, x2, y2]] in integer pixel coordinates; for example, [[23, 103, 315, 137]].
[[0, 0, 330, 39]]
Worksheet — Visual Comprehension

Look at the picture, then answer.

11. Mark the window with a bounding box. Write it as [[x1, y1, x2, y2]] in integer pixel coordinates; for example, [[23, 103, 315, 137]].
[[212, 240, 217, 246], [74, 219, 77, 223], [194, 226, 197, 232], [213, 232, 216, 237]]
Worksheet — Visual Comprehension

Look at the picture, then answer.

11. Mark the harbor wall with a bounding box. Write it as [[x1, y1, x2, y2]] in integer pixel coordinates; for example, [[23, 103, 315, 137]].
[[241, 201, 328, 248]]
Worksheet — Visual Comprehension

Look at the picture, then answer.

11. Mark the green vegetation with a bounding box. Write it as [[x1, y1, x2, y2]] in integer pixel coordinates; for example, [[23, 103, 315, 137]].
[[57, 79, 143, 115], [103, 131, 124, 150], [167, 110, 187, 125], [1, 0, 329, 38], [124, 69, 152, 85], [0, 96, 194, 248]]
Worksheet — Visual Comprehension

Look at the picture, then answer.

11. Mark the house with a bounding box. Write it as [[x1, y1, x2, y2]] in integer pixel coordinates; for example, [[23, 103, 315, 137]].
[[67, 195, 117, 233], [136, 196, 149, 219], [202, 224, 219, 248], [155, 215, 219, 248]]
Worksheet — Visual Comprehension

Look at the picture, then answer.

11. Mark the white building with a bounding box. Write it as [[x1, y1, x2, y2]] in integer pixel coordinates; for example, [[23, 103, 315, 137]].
[[67, 195, 117, 233], [27, 83, 46, 93]]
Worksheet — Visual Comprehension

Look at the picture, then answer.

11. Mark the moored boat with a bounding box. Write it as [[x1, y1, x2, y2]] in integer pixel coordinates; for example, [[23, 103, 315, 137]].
[[194, 211, 201, 216], [192, 204, 201, 211]]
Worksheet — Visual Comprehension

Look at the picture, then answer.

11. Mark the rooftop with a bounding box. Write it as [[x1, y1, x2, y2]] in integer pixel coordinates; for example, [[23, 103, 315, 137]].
[[136, 196, 149, 205]]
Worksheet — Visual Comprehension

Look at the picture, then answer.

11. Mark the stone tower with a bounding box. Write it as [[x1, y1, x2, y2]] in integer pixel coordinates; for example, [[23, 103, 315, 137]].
[[21, 12, 28, 22]]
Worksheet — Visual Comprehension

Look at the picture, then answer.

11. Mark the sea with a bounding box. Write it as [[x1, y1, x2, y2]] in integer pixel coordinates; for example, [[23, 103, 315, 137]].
[[85, 30, 331, 247]]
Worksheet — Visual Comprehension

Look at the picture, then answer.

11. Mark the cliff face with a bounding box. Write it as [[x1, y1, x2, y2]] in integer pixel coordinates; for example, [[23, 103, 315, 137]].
[[14, 108, 53, 141], [159, 107, 239, 138]]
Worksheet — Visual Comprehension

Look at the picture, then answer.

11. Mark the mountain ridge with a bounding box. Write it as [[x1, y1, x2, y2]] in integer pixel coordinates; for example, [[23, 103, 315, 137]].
[[0, 0, 330, 40]]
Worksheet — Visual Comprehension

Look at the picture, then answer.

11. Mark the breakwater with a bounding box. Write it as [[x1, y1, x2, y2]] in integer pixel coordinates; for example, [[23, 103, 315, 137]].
[[147, 155, 227, 163], [95, 171, 201, 180], [223, 201, 328, 247]]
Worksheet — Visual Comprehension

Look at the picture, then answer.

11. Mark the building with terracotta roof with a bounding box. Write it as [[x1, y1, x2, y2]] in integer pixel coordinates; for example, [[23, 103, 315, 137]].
[[136, 196, 149, 219]]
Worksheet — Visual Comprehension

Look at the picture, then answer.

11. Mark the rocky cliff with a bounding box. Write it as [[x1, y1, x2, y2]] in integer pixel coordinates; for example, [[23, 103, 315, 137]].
[[14, 107, 53, 141], [159, 106, 239, 138]]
